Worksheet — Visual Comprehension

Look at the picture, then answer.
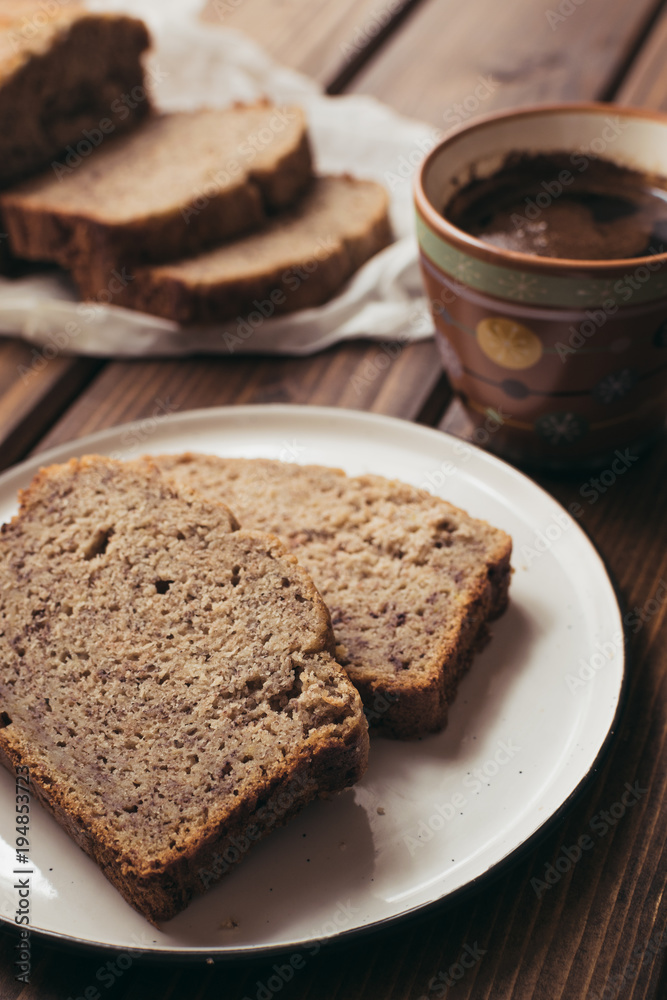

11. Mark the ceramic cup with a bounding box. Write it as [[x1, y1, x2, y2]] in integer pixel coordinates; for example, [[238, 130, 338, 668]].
[[414, 102, 667, 470]]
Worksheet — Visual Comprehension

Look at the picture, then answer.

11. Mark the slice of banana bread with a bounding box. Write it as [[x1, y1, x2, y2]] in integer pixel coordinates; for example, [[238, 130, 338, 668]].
[[0, 456, 368, 922], [70, 175, 392, 322], [0, 4, 151, 187], [153, 455, 513, 739], [1, 104, 313, 275]]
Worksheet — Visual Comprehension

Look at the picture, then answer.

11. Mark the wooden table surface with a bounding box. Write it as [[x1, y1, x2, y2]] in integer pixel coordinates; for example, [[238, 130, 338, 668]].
[[1, 1, 667, 998]]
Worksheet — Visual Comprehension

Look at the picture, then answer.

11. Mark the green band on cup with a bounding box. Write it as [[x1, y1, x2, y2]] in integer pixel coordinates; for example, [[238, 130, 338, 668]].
[[416, 212, 667, 308]]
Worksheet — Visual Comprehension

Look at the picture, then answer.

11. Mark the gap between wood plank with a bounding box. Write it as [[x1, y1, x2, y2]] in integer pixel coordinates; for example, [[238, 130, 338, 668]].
[[0, 356, 104, 472], [599, 0, 667, 100], [325, 0, 427, 94]]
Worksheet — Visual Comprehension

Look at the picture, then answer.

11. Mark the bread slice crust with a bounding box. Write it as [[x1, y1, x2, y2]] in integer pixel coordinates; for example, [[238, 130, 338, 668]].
[[1, 103, 313, 274], [153, 455, 513, 739], [0, 456, 368, 922], [70, 174, 393, 322]]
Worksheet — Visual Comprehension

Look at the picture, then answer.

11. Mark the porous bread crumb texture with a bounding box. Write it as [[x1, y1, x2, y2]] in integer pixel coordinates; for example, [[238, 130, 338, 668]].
[[0, 456, 368, 921], [0, 8, 150, 187], [153, 456, 513, 739], [1, 104, 313, 272], [72, 175, 394, 323]]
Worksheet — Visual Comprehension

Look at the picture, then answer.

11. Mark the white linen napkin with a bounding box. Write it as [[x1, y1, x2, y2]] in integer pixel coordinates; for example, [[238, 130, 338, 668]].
[[0, 0, 438, 357]]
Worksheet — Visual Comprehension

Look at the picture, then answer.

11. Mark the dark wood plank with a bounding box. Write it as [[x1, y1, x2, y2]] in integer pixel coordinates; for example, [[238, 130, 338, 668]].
[[349, 0, 665, 124], [31, 340, 442, 456], [202, 0, 423, 90], [615, 4, 667, 108], [0, 340, 102, 472]]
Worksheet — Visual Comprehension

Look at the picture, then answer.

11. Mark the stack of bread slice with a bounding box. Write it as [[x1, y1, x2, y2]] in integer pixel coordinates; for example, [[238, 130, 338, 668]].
[[0, 456, 370, 921], [0, 451, 511, 921], [0, 450, 511, 920], [154, 454, 513, 739], [0, 7, 393, 322]]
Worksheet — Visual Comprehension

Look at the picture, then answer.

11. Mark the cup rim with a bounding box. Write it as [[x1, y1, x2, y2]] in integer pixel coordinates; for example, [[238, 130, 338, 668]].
[[414, 100, 667, 275]]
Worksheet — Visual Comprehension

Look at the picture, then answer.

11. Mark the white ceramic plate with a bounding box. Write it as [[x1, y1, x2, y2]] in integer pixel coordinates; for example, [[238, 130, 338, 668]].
[[0, 405, 625, 957]]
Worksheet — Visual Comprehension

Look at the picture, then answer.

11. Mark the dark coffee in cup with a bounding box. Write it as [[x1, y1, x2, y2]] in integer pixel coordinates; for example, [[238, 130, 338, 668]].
[[444, 152, 667, 261]]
